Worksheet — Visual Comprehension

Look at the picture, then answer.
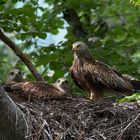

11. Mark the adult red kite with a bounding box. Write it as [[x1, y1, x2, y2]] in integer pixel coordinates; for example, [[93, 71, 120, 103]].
[[4, 77, 70, 102], [70, 41, 140, 100]]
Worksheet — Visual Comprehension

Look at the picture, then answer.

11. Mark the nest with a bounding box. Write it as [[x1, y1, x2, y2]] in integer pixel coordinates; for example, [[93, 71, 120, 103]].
[[17, 96, 140, 140]]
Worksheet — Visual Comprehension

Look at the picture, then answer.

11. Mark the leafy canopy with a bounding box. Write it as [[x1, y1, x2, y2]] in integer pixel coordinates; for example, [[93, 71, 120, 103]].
[[0, 0, 140, 96]]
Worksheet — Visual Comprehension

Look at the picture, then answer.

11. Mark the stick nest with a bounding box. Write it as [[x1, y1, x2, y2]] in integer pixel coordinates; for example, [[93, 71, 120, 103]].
[[17, 96, 140, 140]]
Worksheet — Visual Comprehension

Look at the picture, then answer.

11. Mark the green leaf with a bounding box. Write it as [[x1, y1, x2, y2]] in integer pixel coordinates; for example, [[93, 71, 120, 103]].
[[38, 33, 47, 39]]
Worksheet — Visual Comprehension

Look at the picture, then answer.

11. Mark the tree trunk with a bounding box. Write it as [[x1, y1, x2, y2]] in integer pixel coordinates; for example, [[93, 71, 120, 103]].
[[0, 86, 28, 140]]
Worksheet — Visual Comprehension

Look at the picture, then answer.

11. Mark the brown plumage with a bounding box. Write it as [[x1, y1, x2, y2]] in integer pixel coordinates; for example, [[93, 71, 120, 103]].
[[4, 77, 70, 102], [70, 41, 140, 100]]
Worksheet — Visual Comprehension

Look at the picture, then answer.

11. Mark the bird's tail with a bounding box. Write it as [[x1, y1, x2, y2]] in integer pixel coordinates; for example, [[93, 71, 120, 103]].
[[131, 80, 140, 91]]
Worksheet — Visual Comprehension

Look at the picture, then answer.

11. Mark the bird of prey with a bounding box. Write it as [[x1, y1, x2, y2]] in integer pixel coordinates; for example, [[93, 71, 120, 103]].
[[4, 77, 70, 101], [5, 68, 25, 102], [7, 68, 24, 83], [54, 77, 71, 95], [70, 41, 140, 100]]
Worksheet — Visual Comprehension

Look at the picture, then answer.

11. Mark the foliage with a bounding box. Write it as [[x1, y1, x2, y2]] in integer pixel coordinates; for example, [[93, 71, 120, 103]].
[[117, 93, 140, 103], [130, 0, 140, 6], [1, 0, 140, 96]]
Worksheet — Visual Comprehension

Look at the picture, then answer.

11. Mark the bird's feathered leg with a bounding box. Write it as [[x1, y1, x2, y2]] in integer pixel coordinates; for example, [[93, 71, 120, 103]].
[[90, 92, 95, 100], [89, 89, 103, 100]]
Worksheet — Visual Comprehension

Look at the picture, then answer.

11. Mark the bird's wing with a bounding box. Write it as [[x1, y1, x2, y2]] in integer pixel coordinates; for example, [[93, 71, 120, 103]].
[[70, 67, 85, 90], [83, 60, 134, 92], [4, 82, 62, 99]]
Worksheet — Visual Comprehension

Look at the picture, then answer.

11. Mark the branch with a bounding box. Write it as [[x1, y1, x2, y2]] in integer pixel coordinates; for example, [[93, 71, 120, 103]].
[[63, 8, 86, 37], [0, 29, 44, 81], [0, 85, 28, 140], [116, 113, 140, 140]]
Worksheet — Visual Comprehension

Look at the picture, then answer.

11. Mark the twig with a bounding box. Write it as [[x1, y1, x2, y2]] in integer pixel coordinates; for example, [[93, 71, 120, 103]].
[[0, 29, 44, 81], [116, 113, 140, 140], [43, 120, 53, 140], [37, 119, 53, 140], [95, 130, 107, 140]]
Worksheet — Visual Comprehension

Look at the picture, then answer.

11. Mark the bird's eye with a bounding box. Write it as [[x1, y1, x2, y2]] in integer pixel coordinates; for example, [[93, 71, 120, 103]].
[[64, 80, 68, 84], [77, 44, 81, 48], [57, 79, 60, 83], [10, 72, 14, 75]]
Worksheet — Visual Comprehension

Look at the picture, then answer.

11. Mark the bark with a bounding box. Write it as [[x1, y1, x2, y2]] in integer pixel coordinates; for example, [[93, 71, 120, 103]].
[[0, 85, 28, 140], [63, 8, 86, 37], [0, 29, 44, 81]]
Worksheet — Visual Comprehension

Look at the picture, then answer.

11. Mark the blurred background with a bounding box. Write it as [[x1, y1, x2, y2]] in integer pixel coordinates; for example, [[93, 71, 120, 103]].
[[0, 0, 140, 95]]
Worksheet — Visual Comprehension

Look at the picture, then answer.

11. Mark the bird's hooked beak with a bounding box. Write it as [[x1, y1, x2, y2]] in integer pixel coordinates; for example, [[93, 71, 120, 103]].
[[72, 45, 79, 53]]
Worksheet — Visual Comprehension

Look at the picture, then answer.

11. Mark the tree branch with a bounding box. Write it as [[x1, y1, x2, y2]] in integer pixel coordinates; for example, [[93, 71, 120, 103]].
[[0, 85, 28, 140], [0, 29, 44, 81], [63, 8, 86, 37]]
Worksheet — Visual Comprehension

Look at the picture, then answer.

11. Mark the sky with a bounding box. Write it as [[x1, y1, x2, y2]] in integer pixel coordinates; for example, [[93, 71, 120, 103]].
[[16, 0, 68, 46]]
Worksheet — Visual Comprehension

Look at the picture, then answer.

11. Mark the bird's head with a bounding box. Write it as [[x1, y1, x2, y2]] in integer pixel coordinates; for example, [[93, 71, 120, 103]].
[[55, 77, 69, 87], [72, 41, 90, 57], [7, 68, 24, 83], [54, 77, 70, 94]]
